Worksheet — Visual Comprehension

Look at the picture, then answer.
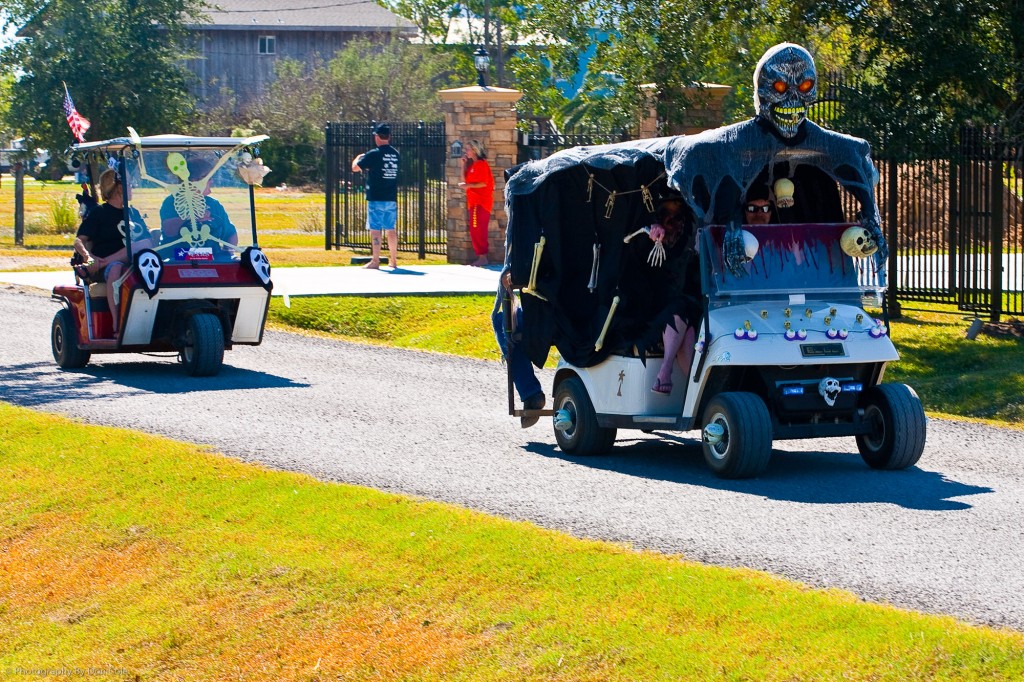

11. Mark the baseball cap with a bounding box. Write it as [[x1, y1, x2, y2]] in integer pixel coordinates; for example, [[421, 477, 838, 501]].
[[374, 123, 391, 137]]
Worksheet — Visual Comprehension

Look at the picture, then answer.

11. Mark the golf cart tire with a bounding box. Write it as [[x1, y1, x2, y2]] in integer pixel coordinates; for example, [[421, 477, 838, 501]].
[[553, 376, 617, 455], [181, 312, 225, 377], [701, 392, 772, 479], [51, 308, 90, 369], [856, 384, 926, 470]]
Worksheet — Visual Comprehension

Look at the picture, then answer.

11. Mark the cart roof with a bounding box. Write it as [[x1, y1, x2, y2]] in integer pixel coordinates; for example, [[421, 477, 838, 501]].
[[72, 133, 269, 154]]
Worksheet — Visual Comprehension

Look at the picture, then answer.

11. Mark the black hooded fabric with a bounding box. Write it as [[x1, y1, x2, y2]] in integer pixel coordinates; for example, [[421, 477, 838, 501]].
[[503, 119, 885, 370]]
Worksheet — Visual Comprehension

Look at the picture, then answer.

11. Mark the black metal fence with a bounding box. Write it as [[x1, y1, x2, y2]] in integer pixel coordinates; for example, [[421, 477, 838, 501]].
[[813, 75, 1024, 320], [517, 119, 634, 163], [325, 121, 447, 257]]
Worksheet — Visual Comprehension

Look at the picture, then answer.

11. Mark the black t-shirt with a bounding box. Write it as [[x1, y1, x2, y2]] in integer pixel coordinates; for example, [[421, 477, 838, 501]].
[[357, 144, 399, 201], [76, 203, 132, 258]]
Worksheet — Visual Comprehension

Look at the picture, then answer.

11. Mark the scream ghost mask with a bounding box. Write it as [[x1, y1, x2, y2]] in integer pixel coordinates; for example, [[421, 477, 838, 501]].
[[754, 43, 817, 139]]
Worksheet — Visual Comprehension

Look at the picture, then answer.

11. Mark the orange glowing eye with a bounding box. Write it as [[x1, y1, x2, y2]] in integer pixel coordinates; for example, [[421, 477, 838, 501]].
[[798, 78, 815, 93], [773, 80, 788, 94]]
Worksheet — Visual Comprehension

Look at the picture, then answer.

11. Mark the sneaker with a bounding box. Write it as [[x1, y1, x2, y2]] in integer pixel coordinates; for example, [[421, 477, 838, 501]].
[[520, 393, 545, 429]]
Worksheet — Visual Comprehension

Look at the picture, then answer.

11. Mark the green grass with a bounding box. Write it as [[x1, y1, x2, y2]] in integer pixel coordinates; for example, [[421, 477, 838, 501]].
[[882, 307, 1024, 423], [270, 295, 503, 361], [3, 402, 1023, 680]]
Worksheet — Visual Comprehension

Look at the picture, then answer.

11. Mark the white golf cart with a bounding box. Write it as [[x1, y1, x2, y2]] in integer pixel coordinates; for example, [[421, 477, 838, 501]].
[[547, 220, 926, 478], [51, 132, 273, 376]]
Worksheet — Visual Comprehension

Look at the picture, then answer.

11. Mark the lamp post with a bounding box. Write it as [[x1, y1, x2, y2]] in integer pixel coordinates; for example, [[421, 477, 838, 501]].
[[473, 47, 490, 88]]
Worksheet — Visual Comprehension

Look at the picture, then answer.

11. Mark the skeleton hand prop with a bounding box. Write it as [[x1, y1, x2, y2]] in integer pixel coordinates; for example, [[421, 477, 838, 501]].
[[724, 227, 748, 277], [647, 239, 666, 267]]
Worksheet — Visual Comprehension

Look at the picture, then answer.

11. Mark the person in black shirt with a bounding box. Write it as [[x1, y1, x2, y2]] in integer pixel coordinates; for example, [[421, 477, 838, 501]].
[[352, 123, 400, 269], [73, 169, 152, 334]]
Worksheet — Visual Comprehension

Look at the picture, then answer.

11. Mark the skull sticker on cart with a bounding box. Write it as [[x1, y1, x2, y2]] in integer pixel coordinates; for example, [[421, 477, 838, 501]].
[[134, 248, 163, 297], [818, 377, 841, 407], [243, 246, 272, 290]]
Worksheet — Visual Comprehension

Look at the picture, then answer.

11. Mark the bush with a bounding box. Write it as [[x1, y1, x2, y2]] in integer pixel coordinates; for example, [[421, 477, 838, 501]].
[[296, 202, 324, 233], [48, 194, 79, 234]]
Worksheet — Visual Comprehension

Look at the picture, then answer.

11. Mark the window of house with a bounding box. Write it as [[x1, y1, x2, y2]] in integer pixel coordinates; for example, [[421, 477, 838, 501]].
[[258, 36, 276, 55]]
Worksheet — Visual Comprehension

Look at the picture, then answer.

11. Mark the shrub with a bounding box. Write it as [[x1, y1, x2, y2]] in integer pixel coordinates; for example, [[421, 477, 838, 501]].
[[48, 194, 78, 235], [296, 202, 324, 233]]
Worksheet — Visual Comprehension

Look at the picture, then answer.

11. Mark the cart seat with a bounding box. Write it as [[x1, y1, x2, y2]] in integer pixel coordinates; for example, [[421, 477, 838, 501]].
[[88, 282, 108, 299]]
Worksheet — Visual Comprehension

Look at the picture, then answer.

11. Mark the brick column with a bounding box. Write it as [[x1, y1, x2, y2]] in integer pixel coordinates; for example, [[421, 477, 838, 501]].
[[438, 85, 523, 264], [638, 84, 660, 139]]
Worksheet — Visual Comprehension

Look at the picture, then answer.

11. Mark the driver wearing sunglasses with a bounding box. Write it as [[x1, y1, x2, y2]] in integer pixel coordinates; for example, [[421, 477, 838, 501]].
[[743, 184, 775, 225]]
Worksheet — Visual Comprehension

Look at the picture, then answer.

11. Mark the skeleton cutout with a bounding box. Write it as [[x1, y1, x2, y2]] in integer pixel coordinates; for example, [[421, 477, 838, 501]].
[[818, 377, 841, 407], [130, 130, 239, 252], [754, 43, 817, 138], [134, 248, 163, 297]]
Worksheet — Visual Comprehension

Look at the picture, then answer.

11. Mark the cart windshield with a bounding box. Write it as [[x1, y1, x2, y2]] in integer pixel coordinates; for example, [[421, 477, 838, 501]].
[[700, 223, 884, 307], [125, 147, 255, 263]]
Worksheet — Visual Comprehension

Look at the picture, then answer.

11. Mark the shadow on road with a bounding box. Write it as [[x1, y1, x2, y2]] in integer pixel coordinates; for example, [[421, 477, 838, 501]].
[[0, 360, 308, 407], [524, 433, 990, 511]]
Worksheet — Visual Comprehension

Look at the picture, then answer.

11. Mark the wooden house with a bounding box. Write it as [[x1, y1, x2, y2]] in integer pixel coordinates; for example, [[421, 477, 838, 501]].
[[186, 0, 415, 108]]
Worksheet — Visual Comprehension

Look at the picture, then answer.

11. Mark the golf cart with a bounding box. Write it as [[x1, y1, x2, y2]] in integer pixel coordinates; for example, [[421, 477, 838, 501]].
[[51, 131, 274, 376], [503, 45, 926, 478]]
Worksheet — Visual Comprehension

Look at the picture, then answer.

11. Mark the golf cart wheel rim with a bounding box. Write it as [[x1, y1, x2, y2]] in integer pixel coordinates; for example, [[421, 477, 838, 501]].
[[707, 411, 731, 461], [862, 404, 885, 451], [53, 323, 65, 355], [183, 328, 195, 363], [558, 396, 579, 438]]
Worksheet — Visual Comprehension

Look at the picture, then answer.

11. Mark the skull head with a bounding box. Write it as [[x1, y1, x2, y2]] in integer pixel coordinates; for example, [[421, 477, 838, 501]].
[[167, 152, 190, 181], [840, 225, 878, 258], [754, 43, 817, 138], [740, 230, 759, 262], [818, 377, 841, 407]]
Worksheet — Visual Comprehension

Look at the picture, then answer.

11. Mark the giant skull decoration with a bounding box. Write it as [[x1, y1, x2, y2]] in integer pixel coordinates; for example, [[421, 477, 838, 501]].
[[754, 43, 817, 138]]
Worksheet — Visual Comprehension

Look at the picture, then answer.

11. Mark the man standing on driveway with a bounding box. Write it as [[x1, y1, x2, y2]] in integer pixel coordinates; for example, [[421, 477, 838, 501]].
[[352, 123, 400, 269]]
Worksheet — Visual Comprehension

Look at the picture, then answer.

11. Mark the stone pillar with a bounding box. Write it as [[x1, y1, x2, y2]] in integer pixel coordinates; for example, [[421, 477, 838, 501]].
[[438, 85, 523, 264], [638, 84, 660, 139]]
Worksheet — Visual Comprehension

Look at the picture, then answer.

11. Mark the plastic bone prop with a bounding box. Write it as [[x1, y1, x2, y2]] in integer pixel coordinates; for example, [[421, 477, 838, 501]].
[[588, 243, 601, 292], [754, 43, 817, 139], [594, 295, 620, 351], [523, 236, 548, 300], [818, 377, 841, 407]]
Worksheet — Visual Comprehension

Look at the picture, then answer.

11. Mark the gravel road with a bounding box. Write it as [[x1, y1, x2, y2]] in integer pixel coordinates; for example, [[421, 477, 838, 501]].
[[2, 285, 1023, 631]]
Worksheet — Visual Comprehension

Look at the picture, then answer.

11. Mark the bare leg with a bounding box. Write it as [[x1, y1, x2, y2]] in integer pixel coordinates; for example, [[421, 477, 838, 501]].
[[106, 262, 124, 335], [386, 229, 399, 268], [655, 315, 688, 388], [676, 324, 696, 379], [365, 229, 382, 268]]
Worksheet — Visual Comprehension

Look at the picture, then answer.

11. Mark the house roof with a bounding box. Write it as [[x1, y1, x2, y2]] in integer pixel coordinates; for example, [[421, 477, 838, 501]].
[[196, 0, 415, 32]]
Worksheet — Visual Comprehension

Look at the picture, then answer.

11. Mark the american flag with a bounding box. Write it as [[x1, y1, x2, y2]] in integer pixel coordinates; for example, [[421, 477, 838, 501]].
[[62, 83, 91, 143]]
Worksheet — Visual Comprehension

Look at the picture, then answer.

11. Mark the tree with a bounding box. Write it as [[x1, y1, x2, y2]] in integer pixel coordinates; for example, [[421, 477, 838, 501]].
[[0, 0, 208, 155], [233, 38, 467, 185], [805, 0, 1024, 142]]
